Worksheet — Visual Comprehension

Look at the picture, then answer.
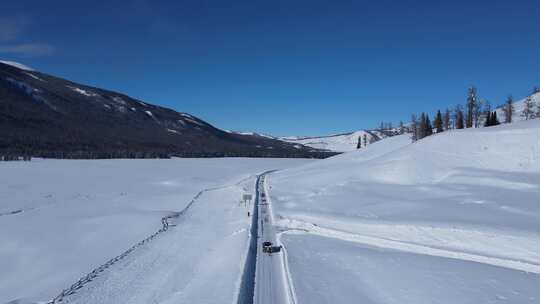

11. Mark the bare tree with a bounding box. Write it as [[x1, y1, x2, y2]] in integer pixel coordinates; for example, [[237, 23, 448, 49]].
[[503, 95, 514, 123], [453, 104, 464, 129], [522, 95, 536, 120], [443, 109, 451, 130], [466, 86, 478, 128]]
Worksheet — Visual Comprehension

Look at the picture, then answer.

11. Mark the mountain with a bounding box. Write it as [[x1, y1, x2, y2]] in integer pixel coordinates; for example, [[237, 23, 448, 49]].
[[280, 129, 400, 152], [0, 61, 336, 159]]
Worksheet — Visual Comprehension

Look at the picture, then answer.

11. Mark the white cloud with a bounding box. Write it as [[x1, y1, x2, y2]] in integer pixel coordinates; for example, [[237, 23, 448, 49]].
[[0, 43, 54, 57]]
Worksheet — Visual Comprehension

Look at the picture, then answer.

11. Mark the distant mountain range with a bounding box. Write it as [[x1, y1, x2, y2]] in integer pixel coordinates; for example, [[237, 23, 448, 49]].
[[0, 61, 336, 159]]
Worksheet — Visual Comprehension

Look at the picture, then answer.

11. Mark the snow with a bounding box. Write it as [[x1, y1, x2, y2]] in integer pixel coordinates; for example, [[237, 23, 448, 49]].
[[281, 130, 386, 152], [0, 158, 312, 304], [283, 233, 540, 304], [25, 72, 45, 82], [144, 110, 153, 116], [166, 128, 179, 134], [112, 96, 127, 105], [495, 92, 540, 122], [67, 85, 99, 97], [0, 60, 34, 71], [183, 117, 205, 126], [4, 77, 40, 95], [268, 119, 540, 303]]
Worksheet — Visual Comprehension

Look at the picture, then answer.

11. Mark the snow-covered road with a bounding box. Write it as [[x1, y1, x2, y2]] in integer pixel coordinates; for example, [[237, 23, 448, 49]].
[[254, 174, 295, 304]]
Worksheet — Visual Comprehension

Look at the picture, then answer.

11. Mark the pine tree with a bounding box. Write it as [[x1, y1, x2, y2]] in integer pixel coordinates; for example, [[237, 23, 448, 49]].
[[484, 111, 492, 127], [425, 114, 433, 136], [357, 136, 361, 149], [363, 134, 367, 147], [434, 110, 443, 133], [466, 86, 477, 128], [443, 109, 451, 130], [419, 113, 427, 139], [492, 111, 500, 125], [456, 110, 465, 129], [411, 114, 418, 142], [503, 95, 514, 123], [482, 100, 491, 126]]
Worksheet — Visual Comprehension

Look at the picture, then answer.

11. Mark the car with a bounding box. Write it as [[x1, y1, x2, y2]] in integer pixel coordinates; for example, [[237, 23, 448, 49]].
[[262, 241, 282, 254], [262, 241, 272, 253]]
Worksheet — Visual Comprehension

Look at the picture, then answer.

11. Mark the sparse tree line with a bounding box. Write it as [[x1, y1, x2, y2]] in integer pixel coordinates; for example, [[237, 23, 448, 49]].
[[410, 86, 540, 142], [357, 121, 409, 149], [356, 133, 377, 149]]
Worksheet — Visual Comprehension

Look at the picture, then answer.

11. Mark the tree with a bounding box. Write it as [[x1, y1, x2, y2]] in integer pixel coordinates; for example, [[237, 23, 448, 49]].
[[456, 109, 465, 129], [425, 114, 433, 136], [434, 110, 443, 133], [492, 111, 500, 125], [419, 113, 427, 139], [363, 134, 368, 147], [411, 114, 418, 142], [443, 109, 451, 130], [482, 100, 491, 126], [474, 98, 484, 128], [484, 111, 492, 127], [398, 121, 405, 134], [357, 136, 362, 149], [503, 95, 514, 123], [466, 86, 478, 128], [522, 95, 536, 120]]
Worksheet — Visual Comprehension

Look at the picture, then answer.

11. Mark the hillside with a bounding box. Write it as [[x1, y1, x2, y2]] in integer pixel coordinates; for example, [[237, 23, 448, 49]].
[[267, 119, 540, 303], [495, 91, 540, 122], [280, 129, 398, 152], [0, 61, 334, 159]]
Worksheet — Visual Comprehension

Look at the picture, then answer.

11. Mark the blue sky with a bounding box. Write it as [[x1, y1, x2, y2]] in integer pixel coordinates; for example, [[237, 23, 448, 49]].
[[1, 0, 539, 136]]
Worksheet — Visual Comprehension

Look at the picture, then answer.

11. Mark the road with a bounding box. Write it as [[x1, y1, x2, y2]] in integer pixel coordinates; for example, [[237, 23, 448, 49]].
[[254, 173, 295, 304]]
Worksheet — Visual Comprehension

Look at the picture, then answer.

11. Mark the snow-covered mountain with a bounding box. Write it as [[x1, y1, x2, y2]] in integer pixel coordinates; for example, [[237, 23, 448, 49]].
[[280, 129, 400, 152], [0, 61, 333, 159], [0, 60, 34, 71]]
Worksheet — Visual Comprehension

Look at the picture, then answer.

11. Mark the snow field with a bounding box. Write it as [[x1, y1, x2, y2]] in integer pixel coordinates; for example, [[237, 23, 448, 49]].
[[269, 119, 540, 303], [0, 158, 312, 303]]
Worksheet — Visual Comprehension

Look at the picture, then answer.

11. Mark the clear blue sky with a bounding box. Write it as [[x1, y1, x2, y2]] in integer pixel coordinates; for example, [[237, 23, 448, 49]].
[[1, 0, 539, 136]]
